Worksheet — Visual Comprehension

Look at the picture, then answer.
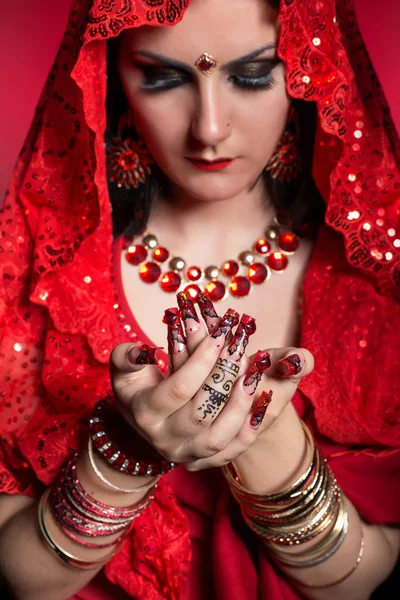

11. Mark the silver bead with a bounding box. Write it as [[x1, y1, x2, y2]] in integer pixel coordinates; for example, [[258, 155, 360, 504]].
[[238, 251, 255, 266], [205, 265, 220, 280], [109, 451, 121, 464], [169, 256, 186, 272], [133, 462, 140, 475], [91, 431, 106, 440], [99, 441, 112, 453], [143, 234, 158, 249], [90, 417, 102, 425], [265, 227, 279, 241], [120, 459, 129, 472], [146, 465, 153, 476]]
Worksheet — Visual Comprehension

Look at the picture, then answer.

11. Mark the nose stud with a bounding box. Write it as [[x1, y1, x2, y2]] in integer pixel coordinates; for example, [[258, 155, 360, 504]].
[[195, 52, 218, 76]]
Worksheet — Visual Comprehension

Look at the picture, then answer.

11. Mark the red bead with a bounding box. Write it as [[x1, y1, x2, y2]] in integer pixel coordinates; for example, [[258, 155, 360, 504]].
[[228, 276, 251, 297], [94, 434, 110, 447], [222, 260, 239, 276], [126, 459, 136, 474], [267, 251, 288, 272], [103, 445, 117, 460], [184, 284, 202, 301], [254, 238, 271, 255], [138, 461, 147, 476], [153, 247, 169, 263], [278, 232, 299, 253], [139, 262, 161, 283], [186, 266, 202, 282], [125, 245, 147, 266], [113, 454, 126, 469], [205, 280, 226, 302], [248, 263, 268, 284], [160, 271, 181, 293]]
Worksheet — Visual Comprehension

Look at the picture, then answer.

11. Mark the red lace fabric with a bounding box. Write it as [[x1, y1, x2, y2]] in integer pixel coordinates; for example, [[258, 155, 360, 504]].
[[0, 1, 399, 599]]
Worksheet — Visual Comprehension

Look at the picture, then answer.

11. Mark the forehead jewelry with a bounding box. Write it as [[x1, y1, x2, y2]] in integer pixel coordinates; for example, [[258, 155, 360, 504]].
[[195, 52, 218, 76]]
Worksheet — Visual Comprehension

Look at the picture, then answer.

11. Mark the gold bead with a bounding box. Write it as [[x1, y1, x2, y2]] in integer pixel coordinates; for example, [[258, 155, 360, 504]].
[[265, 227, 278, 241], [143, 234, 158, 249], [238, 251, 255, 266], [169, 256, 186, 272], [205, 265, 220, 280]]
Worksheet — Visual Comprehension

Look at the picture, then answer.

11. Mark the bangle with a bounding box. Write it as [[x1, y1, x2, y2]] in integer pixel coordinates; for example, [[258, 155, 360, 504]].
[[296, 531, 365, 588], [38, 489, 122, 570], [270, 494, 348, 567], [90, 400, 175, 477], [88, 437, 161, 494]]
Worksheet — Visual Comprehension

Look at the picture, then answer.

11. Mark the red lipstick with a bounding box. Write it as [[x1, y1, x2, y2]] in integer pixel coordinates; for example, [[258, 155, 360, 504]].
[[187, 158, 234, 171]]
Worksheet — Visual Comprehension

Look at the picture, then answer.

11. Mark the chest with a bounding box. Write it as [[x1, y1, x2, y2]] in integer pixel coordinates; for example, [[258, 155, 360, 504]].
[[118, 238, 314, 355]]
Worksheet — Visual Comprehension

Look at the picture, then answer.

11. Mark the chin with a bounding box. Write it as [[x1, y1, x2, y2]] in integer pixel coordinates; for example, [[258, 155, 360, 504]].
[[169, 171, 255, 203]]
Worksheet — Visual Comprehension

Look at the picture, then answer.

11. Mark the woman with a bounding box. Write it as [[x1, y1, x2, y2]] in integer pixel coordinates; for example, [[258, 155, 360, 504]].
[[0, 0, 399, 599]]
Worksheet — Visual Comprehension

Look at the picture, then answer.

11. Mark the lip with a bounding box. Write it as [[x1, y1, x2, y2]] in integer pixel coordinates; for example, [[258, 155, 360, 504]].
[[187, 157, 235, 171]]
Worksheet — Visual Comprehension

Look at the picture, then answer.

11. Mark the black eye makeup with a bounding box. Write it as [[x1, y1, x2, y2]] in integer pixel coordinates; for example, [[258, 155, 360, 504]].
[[130, 57, 280, 93]]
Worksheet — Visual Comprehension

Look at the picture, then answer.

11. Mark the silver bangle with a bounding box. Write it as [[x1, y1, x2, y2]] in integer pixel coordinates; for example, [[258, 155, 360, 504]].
[[88, 437, 161, 494]]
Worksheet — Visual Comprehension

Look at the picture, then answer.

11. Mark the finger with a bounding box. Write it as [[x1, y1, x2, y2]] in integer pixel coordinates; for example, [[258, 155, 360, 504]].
[[177, 291, 208, 355], [163, 308, 189, 373], [197, 291, 220, 334], [152, 311, 239, 419], [110, 343, 165, 398], [172, 314, 256, 436]]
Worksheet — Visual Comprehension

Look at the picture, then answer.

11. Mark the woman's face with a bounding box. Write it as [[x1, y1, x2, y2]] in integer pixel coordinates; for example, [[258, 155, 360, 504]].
[[118, 0, 289, 202]]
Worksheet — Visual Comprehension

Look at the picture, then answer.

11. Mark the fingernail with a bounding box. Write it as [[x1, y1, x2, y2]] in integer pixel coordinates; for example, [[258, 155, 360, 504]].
[[227, 314, 256, 362], [163, 308, 187, 355], [210, 308, 239, 350], [243, 350, 271, 395], [250, 390, 273, 429], [197, 292, 220, 333], [128, 344, 163, 365], [177, 291, 200, 333], [277, 353, 304, 378]]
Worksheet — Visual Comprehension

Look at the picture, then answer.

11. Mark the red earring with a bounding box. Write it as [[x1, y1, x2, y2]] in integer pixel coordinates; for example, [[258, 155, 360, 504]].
[[265, 106, 301, 183], [107, 111, 153, 190]]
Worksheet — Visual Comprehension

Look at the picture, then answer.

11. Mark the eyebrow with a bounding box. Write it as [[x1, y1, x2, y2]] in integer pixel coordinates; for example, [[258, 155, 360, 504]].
[[130, 43, 277, 71]]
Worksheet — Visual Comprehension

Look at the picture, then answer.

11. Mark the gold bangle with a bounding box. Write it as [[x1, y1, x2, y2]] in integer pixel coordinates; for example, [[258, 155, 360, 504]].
[[296, 530, 365, 588], [37, 489, 123, 570], [223, 421, 316, 505], [270, 494, 348, 567]]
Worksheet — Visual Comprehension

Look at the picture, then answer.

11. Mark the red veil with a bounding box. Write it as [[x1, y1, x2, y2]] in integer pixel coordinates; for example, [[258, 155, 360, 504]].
[[1, 1, 400, 598]]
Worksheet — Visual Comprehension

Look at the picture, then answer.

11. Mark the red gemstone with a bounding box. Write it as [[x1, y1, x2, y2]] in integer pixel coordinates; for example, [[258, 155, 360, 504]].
[[186, 266, 203, 282], [153, 247, 170, 263], [139, 262, 161, 283], [126, 244, 147, 266], [254, 238, 271, 255], [222, 260, 239, 277], [267, 251, 288, 272], [184, 284, 202, 300], [113, 454, 126, 469], [248, 263, 268, 284], [228, 276, 251, 297], [205, 280, 226, 302], [278, 232, 299, 253], [160, 271, 182, 293]]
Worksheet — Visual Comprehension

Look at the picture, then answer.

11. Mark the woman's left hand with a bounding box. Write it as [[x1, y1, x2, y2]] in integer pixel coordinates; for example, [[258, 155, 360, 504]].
[[168, 292, 314, 471]]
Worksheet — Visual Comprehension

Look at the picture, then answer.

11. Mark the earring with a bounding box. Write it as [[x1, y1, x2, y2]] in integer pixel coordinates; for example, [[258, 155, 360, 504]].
[[265, 106, 301, 183], [107, 111, 153, 190]]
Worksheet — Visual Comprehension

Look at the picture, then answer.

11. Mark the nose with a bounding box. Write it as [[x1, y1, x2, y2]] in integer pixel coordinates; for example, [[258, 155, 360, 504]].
[[190, 82, 231, 148]]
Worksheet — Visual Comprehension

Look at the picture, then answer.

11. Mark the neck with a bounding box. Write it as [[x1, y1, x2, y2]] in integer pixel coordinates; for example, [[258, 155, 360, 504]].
[[146, 177, 276, 266]]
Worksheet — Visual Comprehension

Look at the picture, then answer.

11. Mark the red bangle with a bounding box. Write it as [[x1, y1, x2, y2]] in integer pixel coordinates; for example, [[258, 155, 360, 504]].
[[90, 400, 175, 477]]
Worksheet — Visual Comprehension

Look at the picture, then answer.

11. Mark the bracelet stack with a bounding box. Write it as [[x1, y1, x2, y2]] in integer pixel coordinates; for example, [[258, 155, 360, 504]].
[[222, 421, 364, 588], [90, 400, 175, 476]]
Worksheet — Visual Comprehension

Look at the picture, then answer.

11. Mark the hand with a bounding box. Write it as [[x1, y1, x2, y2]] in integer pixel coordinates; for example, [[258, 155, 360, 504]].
[[110, 292, 313, 472]]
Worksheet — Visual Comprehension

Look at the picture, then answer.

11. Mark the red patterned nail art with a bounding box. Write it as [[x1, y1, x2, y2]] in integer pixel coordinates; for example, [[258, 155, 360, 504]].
[[163, 308, 187, 355], [197, 291, 220, 333], [243, 350, 271, 395], [277, 353, 304, 377], [250, 390, 273, 429], [177, 291, 200, 333], [129, 344, 163, 365], [211, 308, 240, 342], [227, 314, 256, 362]]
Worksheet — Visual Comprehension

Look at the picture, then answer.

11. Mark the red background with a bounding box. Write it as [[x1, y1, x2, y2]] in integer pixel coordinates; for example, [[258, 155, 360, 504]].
[[0, 0, 399, 199]]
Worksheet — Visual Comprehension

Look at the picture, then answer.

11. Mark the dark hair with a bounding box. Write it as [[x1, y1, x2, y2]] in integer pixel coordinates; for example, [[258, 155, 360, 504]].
[[105, 38, 326, 240]]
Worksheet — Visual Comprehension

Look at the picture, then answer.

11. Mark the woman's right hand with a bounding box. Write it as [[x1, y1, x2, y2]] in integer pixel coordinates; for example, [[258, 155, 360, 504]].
[[109, 307, 265, 472]]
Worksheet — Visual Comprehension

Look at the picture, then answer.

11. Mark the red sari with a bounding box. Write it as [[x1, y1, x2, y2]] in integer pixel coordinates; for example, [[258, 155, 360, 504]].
[[0, 1, 399, 599]]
